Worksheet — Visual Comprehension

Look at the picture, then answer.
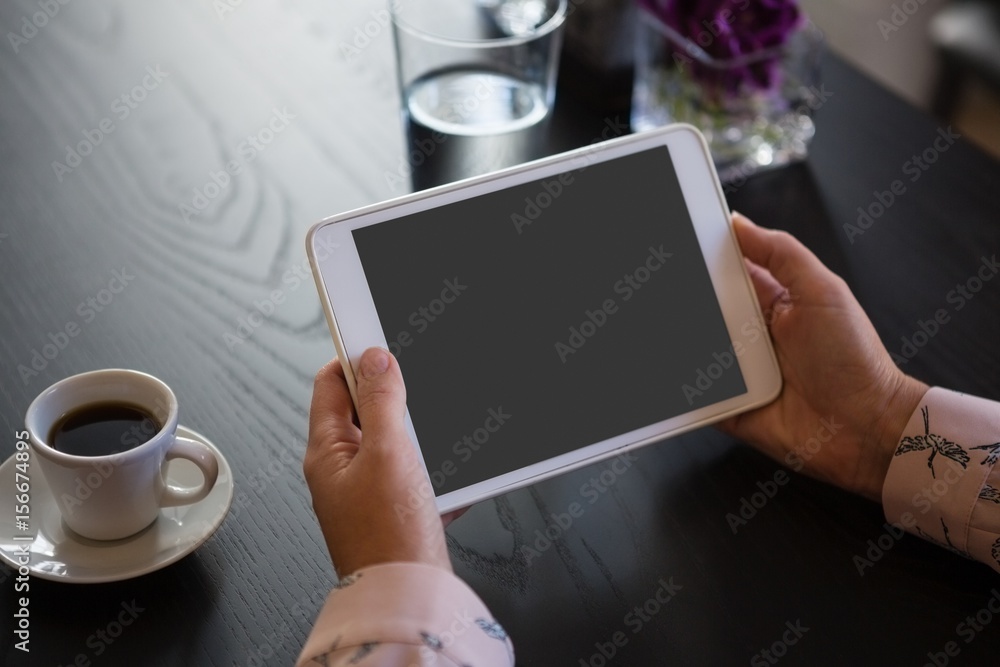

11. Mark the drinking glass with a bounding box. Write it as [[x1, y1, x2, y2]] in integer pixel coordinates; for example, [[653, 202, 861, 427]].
[[390, 0, 567, 190]]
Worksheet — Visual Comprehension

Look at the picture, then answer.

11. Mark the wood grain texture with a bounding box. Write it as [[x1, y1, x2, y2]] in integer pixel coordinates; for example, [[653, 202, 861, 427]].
[[0, 1, 999, 666]]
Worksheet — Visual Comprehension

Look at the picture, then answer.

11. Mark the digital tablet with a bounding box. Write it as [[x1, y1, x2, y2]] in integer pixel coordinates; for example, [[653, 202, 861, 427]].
[[307, 124, 782, 512]]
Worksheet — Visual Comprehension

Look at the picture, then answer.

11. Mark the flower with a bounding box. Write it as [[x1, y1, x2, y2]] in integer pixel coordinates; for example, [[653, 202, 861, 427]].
[[640, 0, 804, 95]]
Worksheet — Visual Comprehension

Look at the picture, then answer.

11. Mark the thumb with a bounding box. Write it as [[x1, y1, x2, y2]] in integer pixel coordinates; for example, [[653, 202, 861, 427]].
[[354, 347, 410, 453], [732, 212, 827, 295]]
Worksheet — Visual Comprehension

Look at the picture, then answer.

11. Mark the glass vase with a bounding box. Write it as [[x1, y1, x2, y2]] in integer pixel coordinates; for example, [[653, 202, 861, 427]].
[[631, 6, 823, 183]]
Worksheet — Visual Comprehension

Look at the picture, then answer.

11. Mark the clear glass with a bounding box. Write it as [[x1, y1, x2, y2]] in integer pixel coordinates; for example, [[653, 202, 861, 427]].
[[391, 0, 567, 189], [631, 8, 823, 183]]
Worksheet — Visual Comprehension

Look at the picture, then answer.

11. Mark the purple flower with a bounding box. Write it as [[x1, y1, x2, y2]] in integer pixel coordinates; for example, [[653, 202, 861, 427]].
[[640, 0, 804, 95]]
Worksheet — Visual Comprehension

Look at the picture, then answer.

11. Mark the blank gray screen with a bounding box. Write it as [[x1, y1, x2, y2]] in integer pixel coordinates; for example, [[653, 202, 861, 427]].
[[352, 146, 746, 496]]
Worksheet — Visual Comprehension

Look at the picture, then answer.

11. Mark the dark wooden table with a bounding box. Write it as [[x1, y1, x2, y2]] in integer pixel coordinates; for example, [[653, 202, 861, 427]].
[[2, 2, 999, 665]]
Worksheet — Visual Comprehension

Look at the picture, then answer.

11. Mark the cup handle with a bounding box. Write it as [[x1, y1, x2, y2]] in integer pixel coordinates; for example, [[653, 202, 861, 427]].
[[159, 436, 220, 507]]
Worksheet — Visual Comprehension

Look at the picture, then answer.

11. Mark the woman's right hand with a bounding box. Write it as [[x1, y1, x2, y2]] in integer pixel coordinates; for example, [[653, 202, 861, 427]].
[[718, 213, 928, 501]]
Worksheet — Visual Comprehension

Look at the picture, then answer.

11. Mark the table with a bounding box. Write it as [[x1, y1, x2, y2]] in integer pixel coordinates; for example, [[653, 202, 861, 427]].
[[1, 2, 999, 665]]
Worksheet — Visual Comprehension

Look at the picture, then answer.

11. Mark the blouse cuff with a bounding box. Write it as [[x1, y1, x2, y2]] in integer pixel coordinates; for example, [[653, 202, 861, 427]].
[[882, 387, 1000, 572], [296, 562, 514, 666]]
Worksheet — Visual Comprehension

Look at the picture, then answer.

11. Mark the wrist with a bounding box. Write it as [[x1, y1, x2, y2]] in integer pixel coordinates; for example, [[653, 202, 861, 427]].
[[862, 373, 929, 502]]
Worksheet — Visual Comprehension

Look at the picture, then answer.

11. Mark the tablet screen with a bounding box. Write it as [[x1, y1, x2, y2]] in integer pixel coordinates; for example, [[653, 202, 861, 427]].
[[353, 145, 746, 495]]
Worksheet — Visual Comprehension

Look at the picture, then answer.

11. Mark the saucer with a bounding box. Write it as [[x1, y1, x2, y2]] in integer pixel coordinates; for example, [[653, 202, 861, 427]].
[[0, 426, 233, 583]]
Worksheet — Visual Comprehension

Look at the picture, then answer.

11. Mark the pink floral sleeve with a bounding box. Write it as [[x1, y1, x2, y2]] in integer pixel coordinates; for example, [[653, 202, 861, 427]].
[[296, 562, 514, 666], [882, 387, 1000, 572]]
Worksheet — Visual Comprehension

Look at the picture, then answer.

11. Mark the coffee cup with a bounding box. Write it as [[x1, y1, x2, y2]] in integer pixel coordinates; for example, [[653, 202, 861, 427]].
[[25, 369, 219, 541]]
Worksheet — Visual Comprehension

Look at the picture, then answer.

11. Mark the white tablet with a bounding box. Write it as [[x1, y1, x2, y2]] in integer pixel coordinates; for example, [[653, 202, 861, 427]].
[[307, 124, 781, 512]]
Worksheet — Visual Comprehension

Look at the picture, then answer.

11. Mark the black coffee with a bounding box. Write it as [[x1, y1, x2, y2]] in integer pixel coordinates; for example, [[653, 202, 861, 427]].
[[50, 402, 161, 457]]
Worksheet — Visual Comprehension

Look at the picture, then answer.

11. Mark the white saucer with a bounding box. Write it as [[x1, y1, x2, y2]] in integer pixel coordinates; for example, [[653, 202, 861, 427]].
[[0, 426, 233, 583]]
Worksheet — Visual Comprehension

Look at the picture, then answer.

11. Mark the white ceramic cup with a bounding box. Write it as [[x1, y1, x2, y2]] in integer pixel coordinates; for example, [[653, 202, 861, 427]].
[[25, 369, 219, 541]]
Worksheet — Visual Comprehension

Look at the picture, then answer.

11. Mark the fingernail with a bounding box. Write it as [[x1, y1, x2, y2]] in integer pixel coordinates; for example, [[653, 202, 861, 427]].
[[359, 348, 390, 378]]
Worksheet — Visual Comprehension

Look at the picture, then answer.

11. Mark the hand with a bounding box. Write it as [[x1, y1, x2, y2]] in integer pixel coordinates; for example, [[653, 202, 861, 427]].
[[718, 213, 929, 501], [304, 347, 452, 576]]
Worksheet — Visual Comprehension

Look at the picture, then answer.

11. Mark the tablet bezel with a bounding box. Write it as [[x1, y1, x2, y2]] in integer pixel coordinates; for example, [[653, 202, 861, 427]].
[[307, 124, 781, 512]]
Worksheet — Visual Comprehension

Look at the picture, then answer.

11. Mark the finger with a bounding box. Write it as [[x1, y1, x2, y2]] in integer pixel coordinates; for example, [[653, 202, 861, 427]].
[[744, 257, 791, 315], [353, 347, 411, 453], [442, 506, 470, 528], [732, 213, 827, 293], [716, 409, 784, 465], [308, 358, 359, 450]]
